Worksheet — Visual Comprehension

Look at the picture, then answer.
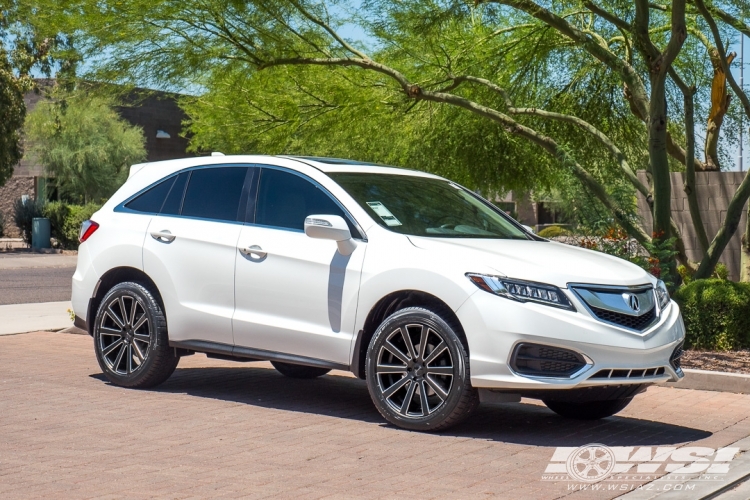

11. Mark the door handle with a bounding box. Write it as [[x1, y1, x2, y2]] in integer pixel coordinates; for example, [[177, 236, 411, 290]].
[[239, 245, 267, 259], [150, 230, 176, 243]]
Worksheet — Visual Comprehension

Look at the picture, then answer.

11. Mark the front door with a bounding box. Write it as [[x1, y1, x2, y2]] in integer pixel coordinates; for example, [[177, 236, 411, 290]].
[[143, 165, 253, 345], [232, 167, 365, 365]]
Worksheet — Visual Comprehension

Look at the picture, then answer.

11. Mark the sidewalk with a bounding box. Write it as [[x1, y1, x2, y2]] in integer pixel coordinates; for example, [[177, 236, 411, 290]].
[[0, 252, 78, 269], [0, 301, 73, 335]]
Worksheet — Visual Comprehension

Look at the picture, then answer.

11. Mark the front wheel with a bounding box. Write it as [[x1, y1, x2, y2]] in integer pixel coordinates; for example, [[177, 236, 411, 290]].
[[543, 398, 633, 420], [365, 307, 478, 432], [93, 282, 178, 388]]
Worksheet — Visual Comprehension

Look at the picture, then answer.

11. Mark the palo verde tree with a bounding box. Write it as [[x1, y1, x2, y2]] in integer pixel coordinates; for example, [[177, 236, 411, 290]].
[[53, 0, 750, 284]]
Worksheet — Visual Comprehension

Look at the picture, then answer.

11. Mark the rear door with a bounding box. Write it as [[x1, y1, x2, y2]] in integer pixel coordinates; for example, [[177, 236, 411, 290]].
[[143, 165, 254, 346]]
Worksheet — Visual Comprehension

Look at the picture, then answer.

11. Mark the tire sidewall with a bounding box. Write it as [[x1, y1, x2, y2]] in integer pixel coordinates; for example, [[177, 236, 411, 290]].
[[93, 282, 163, 387], [365, 308, 470, 431]]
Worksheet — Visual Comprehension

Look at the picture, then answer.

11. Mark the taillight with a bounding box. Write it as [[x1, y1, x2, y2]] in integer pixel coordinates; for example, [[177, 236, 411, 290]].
[[79, 220, 99, 243]]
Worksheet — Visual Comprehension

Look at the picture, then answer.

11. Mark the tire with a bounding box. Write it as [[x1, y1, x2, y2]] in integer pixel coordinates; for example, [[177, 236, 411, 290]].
[[271, 361, 331, 379], [93, 282, 178, 388], [543, 398, 633, 420], [365, 307, 479, 432]]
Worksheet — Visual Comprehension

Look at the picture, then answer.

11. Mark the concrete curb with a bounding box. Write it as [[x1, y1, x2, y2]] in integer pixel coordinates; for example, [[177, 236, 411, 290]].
[[670, 369, 750, 395]]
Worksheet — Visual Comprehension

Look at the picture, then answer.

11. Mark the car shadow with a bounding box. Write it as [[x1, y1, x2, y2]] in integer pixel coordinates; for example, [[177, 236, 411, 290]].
[[90, 365, 711, 446]]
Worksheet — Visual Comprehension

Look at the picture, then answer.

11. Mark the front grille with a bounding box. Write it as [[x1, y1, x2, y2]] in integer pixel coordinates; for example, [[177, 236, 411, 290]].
[[589, 305, 657, 331], [511, 343, 587, 378], [590, 367, 666, 379], [670, 342, 684, 371]]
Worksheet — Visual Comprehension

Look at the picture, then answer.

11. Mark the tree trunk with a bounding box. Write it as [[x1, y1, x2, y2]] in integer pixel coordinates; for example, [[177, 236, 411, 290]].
[[742, 207, 750, 282], [648, 76, 677, 283], [703, 49, 736, 171]]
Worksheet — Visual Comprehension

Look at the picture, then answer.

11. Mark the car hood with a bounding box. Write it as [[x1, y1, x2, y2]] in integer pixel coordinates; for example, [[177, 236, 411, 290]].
[[407, 236, 654, 288]]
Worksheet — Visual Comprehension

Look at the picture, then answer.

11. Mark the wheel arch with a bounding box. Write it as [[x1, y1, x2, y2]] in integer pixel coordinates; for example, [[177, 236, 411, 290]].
[[87, 267, 165, 335], [351, 290, 468, 379]]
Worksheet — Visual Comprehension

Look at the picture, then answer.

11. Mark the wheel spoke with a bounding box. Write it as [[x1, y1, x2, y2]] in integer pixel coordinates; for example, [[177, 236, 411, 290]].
[[132, 313, 148, 331], [400, 327, 418, 361], [384, 341, 410, 365], [133, 333, 150, 344], [419, 380, 430, 416], [102, 339, 124, 357], [417, 325, 429, 361], [106, 305, 125, 329], [112, 343, 126, 372], [119, 297, 129, 326], [423, 341, 447, 365], [126, 344, 133, 374], [400, 380, 416, 415], [376, 364, 407, 375], [424, 374, 449, 400], [129, 298, 137, 329], [99, 326, 123, 337], [425, 366, 453, 376], [382, 375, 410, 399], [132, 341, 146, 362]]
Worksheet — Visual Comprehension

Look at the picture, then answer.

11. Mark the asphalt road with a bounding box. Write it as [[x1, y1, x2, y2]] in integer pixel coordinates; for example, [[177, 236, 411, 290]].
[[0, 266, 76, 305]]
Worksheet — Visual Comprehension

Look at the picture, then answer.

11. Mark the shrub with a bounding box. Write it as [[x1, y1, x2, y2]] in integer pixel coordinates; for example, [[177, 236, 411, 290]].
[[43, 201, 102, 249], [538, 225, 570, 238], [678, 263, 729, 285], [673, 279, 750, 351], [12, 197, 44, 244]]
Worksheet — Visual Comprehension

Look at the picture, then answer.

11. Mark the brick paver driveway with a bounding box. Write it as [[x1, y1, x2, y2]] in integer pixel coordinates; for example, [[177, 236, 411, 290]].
[[2, 332, 750, 499]]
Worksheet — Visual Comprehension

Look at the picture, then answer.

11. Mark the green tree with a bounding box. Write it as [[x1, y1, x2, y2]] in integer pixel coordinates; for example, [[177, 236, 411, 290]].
[[0, 0, 78, 186], [24, 89, 147, 203], [48, 0, 750, 283]]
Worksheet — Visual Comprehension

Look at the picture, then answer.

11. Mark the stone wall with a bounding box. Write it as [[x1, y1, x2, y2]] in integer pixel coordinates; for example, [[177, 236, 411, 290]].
[[0, 176, 35, 238], [635, 171, 748, 281]]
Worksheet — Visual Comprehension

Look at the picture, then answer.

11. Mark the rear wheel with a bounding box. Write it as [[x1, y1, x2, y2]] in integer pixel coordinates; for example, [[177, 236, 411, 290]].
[[365, 307, 478, 432], [271, 361, 331, 379], [93, 282, 178, 388], [543, 398, 633, 420]]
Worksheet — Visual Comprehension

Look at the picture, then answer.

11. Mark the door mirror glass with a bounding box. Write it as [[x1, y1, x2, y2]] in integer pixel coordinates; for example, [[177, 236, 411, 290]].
[[304, 215, 356, 255]]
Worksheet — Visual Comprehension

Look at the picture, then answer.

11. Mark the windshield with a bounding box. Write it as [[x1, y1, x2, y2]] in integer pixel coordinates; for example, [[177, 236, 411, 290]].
[[329, 173, 529, 239]]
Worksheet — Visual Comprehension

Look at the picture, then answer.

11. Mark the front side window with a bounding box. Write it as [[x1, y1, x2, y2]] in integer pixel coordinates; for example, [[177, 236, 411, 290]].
[[255, 168, 359, 237], [181, 167, 248, 222], [329, 173, 529, 239]]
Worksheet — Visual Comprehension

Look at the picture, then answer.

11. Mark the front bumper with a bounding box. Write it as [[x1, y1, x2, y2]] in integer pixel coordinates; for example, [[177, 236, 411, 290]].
[[456, 288, 685, 391]]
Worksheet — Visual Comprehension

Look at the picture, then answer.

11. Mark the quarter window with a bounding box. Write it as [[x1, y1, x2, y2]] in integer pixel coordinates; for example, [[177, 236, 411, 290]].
[[124, 176, 175, 213], [181, 167, 249, 222]]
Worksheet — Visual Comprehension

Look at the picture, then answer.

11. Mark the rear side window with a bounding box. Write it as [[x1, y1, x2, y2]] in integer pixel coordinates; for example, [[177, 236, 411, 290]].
[[125, 176, 175, 213], [255, 168, 360, 237], [181, 167, 248, 222]]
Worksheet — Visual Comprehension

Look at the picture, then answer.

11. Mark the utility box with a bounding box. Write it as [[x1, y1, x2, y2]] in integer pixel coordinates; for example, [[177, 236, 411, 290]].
[[32, 217, 51, 250]]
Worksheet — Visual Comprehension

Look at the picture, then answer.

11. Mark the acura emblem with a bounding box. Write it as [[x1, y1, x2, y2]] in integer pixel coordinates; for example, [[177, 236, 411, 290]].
[[622, 293, 640, 312]]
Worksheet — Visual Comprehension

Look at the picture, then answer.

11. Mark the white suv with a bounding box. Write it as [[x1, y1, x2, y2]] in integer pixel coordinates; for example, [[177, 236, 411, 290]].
[[72, 155, 685, 431]]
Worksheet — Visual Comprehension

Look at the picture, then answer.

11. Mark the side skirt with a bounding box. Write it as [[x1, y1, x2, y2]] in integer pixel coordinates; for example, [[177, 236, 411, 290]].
[[169, 339, 350, 372]]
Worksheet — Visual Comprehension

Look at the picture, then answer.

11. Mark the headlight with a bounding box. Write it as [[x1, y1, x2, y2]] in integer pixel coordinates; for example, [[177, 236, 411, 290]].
[[466, 274, 575, 310], [655, 279, 670, 309]]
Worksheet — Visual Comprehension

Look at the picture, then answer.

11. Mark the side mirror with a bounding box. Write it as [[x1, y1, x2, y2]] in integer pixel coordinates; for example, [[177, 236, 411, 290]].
[[522, 224, 535, 234], [304, 215, 357, 256]]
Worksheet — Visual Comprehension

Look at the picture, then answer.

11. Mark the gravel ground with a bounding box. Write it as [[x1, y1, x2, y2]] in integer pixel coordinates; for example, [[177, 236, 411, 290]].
[[682, 350, 750, 374]]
